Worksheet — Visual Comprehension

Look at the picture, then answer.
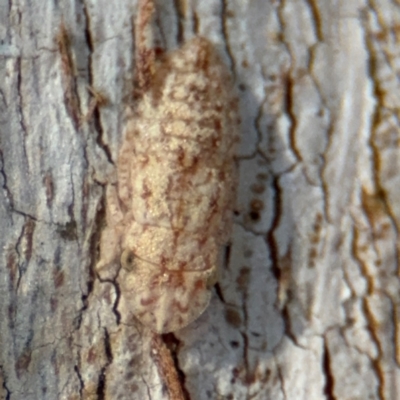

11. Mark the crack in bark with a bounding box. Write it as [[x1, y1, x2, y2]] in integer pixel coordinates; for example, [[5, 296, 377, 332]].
[[235, 264, 258, 391], [263, 174, 310, 348], [305, 0, 323, 42], [316, 122, 333, 223], [96, 328, 113, 400], [276, 1, 303, 167], [0, 365, 11, 400], [15, 56, 29, 165], [81, 1, 114, 166], [96, 367, 107, 399], [322, 337, 335, 400], [57, 22, 82, 129], [0, 152, 41, 219], [275, 361, 288, 400], [192, 11, 199, 35], [214, 282, 226, 304], [363, 297, 387, 400], [340, 226, 364, 305], [110, 278, 122, 325], [350, 221, 375, 295], [284, 75, 303, 165], [241, 313, 251, 387], [140, 374, 152, 400], [240, 330, 251, 390], [172, 0, 184, 45], [220, 0, 235, 76], [280, 306, 304, 349], [265, 176, 282, 283], [13, 217, 36, 291], [0, 149, 14, 210]]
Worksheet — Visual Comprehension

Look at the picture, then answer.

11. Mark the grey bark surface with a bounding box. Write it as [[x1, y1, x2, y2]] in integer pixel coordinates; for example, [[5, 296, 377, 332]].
[[0, 0, 399, 399]]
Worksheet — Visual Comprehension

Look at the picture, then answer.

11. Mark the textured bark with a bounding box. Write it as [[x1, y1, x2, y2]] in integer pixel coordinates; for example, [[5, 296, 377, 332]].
[[0, 0, 399, 399]]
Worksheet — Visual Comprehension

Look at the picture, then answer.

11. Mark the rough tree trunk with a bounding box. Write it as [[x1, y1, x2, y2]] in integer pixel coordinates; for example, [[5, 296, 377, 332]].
[[0, 0, 399, 399]]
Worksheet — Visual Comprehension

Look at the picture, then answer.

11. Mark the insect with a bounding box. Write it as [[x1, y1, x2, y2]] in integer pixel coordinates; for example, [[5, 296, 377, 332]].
[[97, 0, 239, 333]]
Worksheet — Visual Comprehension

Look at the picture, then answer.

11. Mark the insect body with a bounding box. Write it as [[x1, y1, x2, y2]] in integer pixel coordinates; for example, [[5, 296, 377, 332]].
[[97, 5, 239, 333]]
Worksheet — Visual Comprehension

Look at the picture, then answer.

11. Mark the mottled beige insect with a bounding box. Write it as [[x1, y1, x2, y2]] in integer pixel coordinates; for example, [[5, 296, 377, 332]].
[[97, 0, 239, 333]]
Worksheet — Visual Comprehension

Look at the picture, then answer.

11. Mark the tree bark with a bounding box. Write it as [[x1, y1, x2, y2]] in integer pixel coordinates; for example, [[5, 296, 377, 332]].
[[0, 0, 399, 399]]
